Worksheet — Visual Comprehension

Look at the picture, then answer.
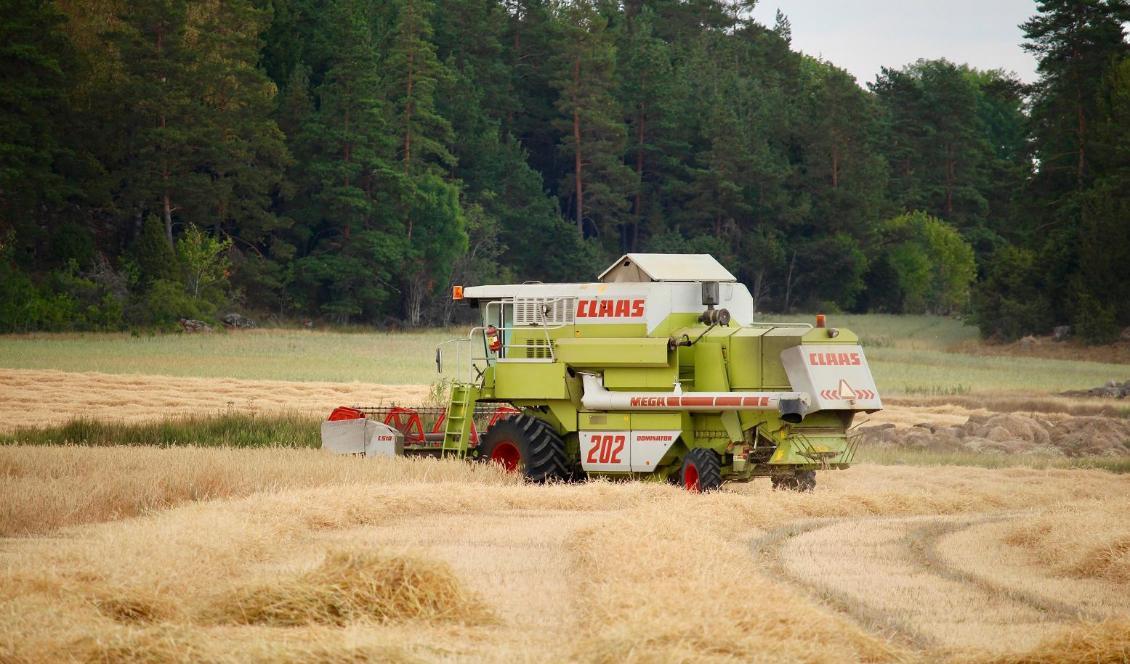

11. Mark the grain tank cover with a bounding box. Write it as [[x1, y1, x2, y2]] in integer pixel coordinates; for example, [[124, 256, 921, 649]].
[[598, 253, 736, 283]]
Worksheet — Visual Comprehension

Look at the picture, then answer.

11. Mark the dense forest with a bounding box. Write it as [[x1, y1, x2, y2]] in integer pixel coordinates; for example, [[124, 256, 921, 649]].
[[1, 0, 1129, 341]]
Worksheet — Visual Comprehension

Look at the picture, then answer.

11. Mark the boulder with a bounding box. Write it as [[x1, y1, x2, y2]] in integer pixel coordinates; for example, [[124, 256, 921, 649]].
[[1053, 325, 1072, 342], [221, 313, 256, 329], [179, 318, 212, 333]]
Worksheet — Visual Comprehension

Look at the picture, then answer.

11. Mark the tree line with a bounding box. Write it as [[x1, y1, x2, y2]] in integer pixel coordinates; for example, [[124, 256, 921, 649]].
[[1, 0, 1128, 342]]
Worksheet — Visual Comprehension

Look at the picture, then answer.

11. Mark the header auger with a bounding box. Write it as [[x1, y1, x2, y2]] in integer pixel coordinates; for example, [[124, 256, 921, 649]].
[[324, 253, 882, 491]]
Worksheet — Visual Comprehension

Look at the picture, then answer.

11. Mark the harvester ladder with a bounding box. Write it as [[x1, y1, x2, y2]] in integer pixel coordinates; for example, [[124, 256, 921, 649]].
[[441, 382, 480, 459]]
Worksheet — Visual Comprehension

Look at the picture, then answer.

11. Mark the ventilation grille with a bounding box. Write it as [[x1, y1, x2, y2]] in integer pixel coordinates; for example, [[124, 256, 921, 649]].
[[525, 338, 551, 359], [513, 298, 575, 326]]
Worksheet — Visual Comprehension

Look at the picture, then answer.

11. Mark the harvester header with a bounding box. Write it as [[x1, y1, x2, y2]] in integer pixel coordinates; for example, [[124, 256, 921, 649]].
[[325, 253, 882, 492]]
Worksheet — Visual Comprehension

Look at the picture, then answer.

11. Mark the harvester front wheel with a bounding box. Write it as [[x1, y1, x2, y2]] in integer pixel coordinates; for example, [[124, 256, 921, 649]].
[[479, 415, 568, 483], [679, 448, 722, 492]]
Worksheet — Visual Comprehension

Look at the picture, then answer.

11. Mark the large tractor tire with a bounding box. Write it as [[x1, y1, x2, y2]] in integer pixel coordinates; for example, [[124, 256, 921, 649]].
[[679, 448, 722, 492], [479, 414, 568, 483], [772, 469, 816, 492]]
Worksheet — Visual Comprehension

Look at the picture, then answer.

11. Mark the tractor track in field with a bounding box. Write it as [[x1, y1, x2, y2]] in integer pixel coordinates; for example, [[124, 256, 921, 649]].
[[903, 517, 1101, 623], [750, 517, 940, 653], [750, 509, 1101, 656]]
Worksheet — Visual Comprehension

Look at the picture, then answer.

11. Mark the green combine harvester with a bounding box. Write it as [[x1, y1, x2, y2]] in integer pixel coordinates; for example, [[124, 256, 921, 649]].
[[325, 254, 882, 491]]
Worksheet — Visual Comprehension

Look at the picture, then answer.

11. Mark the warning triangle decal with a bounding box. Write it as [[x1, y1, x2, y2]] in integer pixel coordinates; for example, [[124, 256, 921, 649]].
[[837, 379, 856, 399]]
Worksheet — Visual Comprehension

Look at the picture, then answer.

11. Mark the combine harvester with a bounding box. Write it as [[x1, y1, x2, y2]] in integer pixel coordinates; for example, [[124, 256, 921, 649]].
[[323, 254, 881, 491]]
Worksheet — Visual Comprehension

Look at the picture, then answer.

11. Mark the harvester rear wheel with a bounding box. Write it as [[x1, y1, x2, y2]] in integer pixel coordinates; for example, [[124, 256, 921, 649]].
[[479, 415, 568, 483], [680, 448, 722, 492]]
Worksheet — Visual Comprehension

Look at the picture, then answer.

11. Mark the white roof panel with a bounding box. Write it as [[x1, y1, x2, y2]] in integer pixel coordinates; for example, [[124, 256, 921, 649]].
[[598, 253, 736, 283]]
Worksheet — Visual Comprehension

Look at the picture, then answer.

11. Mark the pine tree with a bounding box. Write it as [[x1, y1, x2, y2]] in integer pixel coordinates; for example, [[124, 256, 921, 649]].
[[288, 0, 403, 323], [552, 0, 636, 245], [0, 0, 75, 259], [1077, 57, 1130, 331], [503, 0, 562, 183], [618, 6, 681, 252], [871, 60, 995, 231], [187, 0, 289, 246], [795, 61, 886, 238], [1018, 0, 1130, 331], [384, 0, 455, 182], [1023, 0, 1130, 191], [383, 0, 464, 324], [968, 68, 1028, 251], [109, 0, 195, 246], [433, 0, 517, 128]]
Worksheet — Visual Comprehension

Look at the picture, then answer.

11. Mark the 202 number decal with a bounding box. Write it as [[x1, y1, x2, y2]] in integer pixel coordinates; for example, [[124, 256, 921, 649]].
[[586, 434, 625, 465]]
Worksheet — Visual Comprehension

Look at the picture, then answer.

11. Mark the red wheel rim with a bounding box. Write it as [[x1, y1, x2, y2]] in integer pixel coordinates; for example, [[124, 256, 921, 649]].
[[683, 462, 700, 492], [489, 440, 521, 472], [384, 407, 424, 444]]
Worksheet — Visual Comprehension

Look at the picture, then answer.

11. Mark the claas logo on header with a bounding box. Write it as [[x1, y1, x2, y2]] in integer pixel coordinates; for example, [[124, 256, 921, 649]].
[[808, 351, 862, 366], [575, 298, 645, 319]]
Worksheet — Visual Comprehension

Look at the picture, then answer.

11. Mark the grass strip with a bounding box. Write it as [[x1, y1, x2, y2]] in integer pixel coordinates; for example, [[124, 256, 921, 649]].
[[0, 412, 320, 448]]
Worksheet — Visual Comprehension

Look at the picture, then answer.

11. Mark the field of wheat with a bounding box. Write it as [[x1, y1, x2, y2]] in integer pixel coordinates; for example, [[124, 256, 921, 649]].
[[1, 447, 1128, 663], [1, 323, 1128, 662]]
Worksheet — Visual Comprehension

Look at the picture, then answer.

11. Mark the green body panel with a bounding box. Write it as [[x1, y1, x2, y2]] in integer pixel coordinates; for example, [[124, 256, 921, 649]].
[[448, 309, 866, 481], [693, 342, 730, 391], [727, 329, 766, 388], [629, 412, 684, 429], [554, 337, 670, 367], [761, 329, 803, 388], [604, 365, 679, 389], [492, 362, 570, 399], [580, 412, 631, 430], [571, 323, 648, 338]]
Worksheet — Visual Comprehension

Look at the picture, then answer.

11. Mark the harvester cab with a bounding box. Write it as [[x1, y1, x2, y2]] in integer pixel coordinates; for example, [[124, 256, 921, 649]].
[[326, 253, 883, 492]]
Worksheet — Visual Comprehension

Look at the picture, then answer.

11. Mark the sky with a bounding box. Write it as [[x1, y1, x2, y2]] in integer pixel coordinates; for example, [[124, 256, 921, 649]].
[[749, 0, 1040, 85]]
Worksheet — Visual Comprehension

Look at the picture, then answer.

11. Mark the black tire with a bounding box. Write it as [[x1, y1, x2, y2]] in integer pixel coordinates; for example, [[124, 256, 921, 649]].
[[772, 469, 816, 492], [679, 448, 722, 492], [478, 415, 568, 483]]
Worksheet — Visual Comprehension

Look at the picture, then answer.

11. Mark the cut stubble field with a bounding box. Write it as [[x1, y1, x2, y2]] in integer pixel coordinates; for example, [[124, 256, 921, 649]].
[[1, 318, 1129, 662], [1, 448, 1128, 662]]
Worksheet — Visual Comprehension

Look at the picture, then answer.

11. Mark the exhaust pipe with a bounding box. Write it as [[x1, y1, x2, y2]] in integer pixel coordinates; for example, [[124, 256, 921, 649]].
[[580, 373, 808, 421]]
